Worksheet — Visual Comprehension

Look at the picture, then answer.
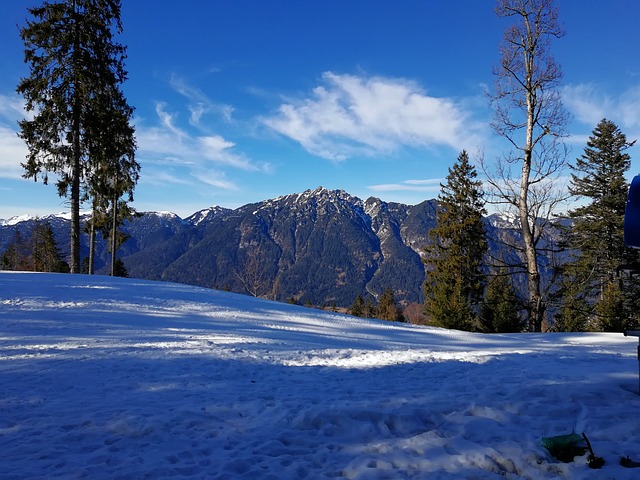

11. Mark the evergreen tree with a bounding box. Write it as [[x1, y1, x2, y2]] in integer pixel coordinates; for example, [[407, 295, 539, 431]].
[[104, 199, 138, 276], [363, 297, 377, 319], [17, 0, 135, 273], [1, 223, 68, 272], [1, 230, 30, 271], [480, 273, 523, 333], [112, 257, 128, 277], [560, 119, 639, 331], [31, 222, 69, 272], [377, 288, 403, 322], [350, 294, 365, 317], [424, 150, 488, 331], [554, 282, 590, 331], [595, 280, 625, 332], [87, 85, 139, 276]]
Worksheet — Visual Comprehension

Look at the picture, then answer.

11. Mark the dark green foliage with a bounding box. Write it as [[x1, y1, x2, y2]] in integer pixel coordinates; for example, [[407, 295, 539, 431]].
[[350, 294, 365, 317], [17, 0, 135, 273], [424, 151, 488, 331], [480, 274, 523, 333], [376, 288, 404, 322], [554, 283, 590, 332], [594, 280, 626, 332], [112, 258, 128, 278], [560, 119, 639, 331], [1, 222, 68, 272], [363, 297, 377, 319], [1, 230, 30, 271], [32, 222, 69, 272]]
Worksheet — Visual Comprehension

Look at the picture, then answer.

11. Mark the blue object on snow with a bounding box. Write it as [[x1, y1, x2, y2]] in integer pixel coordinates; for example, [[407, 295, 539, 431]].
[[625, 175, 640, 249]]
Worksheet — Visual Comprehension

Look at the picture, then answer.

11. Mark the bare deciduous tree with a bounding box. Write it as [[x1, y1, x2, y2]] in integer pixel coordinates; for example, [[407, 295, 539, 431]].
[[233, 241, 271, 298], [482, 0, 570, 332]]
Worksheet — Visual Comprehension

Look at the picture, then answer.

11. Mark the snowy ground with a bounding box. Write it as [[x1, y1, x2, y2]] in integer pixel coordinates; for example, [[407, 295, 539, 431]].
[[1, 272, 639, 479]]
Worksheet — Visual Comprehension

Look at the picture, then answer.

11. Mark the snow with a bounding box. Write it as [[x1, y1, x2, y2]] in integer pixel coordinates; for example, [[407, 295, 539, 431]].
[[1, 214, 37, 226], [0, 211, 95, 226], [1, 271, 639, 479]]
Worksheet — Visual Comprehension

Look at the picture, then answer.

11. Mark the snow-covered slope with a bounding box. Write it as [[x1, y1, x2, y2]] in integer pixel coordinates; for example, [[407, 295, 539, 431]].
[[1, 272, 639, 479]]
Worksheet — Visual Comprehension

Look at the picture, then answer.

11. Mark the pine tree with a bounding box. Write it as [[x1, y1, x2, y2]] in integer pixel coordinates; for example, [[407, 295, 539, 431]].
[[480, 273, 523, 333], [112, 257, 128, 277], [87, 83, 139, 276], [424, 150, 488, 331], [363, 297, 377, 319], [560, 119, 639, 331], [350, 294, 365, 317], [595, 280, 626, 332], [377, 288, 403, 322], [31, 222, 69, 272], [1, 230, 30, 271], [1, 223, 67, 272], [554, 282, 590, 331], [17, 0, 135, 273]]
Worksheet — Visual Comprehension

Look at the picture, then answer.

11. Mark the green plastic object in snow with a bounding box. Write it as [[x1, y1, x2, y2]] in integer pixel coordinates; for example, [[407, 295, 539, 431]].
[[542, 433, 587, 462]]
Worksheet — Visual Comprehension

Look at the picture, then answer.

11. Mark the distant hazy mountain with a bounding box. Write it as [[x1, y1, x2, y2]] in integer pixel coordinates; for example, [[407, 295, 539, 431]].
[[0, 187, 522, 307]]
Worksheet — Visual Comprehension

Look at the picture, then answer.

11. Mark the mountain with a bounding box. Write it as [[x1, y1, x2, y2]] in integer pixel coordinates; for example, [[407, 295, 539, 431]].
[[0, 187, 519, 308]]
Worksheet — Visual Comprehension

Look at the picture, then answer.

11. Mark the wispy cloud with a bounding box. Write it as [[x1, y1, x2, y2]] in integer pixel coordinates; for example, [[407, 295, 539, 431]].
[[140, 169, 192, 187], [193, 169, 239, 190], [0, 94, 28, 121], [263, 72, 481, 161], [136, 101, 270, 190], [0, 94, 28, 179], [169, 74, 234, 126], [563, 83, 640, 132], [0, 126, 26, 179], [369, 178, 442, 193]]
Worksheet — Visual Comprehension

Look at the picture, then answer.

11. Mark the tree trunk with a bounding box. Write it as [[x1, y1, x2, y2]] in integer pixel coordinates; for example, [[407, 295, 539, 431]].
[[110, 183, 118, 276], [69, 0, 81, 274], [70, 116, 81, 273], [88, 205, 96, 275], [519, 113, 543, 331]]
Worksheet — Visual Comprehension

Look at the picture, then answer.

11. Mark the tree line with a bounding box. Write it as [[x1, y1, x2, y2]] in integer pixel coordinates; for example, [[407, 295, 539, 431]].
[[421, 118, 637, 334], [1, 222, 68, 273]]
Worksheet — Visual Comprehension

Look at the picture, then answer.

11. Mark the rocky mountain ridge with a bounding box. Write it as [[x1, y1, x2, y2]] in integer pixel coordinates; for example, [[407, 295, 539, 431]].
[[1, 187, 513, 307]]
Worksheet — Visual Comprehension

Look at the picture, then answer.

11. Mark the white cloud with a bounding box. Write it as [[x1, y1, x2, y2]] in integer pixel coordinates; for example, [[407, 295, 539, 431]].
[[169, 73, 234, 126], [198, 135, 260, 171], [0, 94, 28, 179], [194, 170, 239, 191], [619, 86, 640, 129], [263, 72, 480, 161], [563, 83, 640, 130], [0, 94, 28, 122], [136, 101, 270, 190], [139, 169, 192, 187], [369, 179, 442, 193], [562, 84, 610, 127], [0, 126, 27, 179]]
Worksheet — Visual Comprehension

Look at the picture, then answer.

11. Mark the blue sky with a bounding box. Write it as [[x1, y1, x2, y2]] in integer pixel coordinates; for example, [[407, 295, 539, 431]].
[[1, 1, 639, 219]]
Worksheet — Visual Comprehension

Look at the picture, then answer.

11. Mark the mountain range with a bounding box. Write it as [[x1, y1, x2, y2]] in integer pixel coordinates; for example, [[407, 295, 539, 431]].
[[0, 186, 516, 308]]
